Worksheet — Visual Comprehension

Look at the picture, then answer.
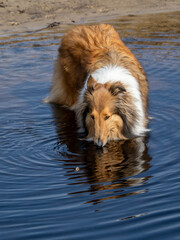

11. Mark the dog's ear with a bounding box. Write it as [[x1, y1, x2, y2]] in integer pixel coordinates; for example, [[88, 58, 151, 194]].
[[87, 75, 96, 94], [108, 83, 126, 96], [87, 75, 96, 87]]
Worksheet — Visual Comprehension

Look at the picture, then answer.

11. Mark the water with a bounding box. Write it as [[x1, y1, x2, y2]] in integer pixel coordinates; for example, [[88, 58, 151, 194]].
[[0, 12, 180, 240]]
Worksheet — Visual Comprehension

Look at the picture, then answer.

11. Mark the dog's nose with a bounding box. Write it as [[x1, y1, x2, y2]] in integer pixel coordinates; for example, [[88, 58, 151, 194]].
[[96, 137, 104, 147]]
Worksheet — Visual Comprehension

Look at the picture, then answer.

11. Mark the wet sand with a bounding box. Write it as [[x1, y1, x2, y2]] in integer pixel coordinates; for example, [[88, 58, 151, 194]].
[[0, 0, 180, 33]]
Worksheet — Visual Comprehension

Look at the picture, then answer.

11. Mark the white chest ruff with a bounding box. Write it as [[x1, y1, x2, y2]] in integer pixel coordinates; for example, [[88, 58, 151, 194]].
[[72, 65, 147, 136]]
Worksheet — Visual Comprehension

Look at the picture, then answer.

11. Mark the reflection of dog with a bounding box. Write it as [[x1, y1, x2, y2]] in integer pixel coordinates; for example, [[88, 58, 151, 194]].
[[51, 104, 151, 201], [46, 24, 149, 146]]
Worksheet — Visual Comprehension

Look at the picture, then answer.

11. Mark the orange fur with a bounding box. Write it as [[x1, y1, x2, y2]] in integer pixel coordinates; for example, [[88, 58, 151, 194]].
[[47, 24, 148, 146]]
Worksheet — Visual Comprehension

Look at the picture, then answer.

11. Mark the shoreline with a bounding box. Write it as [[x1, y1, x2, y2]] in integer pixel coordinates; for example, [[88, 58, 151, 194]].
[[0, 0, 180, 33]]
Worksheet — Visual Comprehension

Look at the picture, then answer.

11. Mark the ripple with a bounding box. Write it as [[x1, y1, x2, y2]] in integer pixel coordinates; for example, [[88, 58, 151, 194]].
[[0, 11, 180, 240]]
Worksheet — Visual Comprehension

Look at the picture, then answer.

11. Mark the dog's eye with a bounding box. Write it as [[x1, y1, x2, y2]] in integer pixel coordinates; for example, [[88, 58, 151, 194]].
[[90, 115, 94, 120], [104, 115, 110, 120]]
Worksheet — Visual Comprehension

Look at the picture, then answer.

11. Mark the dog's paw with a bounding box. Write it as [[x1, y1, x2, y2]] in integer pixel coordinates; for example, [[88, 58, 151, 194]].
[[42, 96, 50, 103]]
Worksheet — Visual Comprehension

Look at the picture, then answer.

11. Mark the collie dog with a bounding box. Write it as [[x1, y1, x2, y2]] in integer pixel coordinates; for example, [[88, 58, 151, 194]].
[[46, 24, 149, 147]]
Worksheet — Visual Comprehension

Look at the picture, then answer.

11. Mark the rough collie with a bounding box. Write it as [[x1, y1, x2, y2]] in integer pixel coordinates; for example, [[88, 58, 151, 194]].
[[45, 24, 149, 147]]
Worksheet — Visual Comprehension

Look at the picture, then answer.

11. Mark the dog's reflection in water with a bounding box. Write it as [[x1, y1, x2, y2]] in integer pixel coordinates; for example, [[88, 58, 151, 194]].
[[51, 104, 151, 202]]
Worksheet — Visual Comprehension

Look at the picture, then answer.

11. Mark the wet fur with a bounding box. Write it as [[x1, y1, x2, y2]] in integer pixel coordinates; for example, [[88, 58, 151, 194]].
[[46, 24, 149, 146]]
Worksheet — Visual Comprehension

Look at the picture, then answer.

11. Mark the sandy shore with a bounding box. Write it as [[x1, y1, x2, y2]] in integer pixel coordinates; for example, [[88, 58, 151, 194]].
[[0, 0, 180, 33]]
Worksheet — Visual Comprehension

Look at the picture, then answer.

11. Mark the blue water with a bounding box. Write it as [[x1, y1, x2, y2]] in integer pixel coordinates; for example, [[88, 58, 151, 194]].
[[0, 12, 180, 240]]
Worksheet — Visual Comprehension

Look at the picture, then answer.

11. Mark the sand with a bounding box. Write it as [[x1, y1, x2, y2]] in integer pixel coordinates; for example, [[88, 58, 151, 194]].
[[0, 0, 180, 33]]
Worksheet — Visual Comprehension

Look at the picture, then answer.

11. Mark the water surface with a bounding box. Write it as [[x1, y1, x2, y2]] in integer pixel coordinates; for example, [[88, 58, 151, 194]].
[[0, 12, 180, 240]]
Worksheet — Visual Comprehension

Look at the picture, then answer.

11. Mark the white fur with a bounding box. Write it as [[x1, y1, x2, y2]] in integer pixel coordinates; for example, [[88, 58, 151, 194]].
[[72, 65, 147, 136]]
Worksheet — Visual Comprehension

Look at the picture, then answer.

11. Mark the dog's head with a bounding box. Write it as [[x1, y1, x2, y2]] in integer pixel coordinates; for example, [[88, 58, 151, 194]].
[[80, 76, 137, 147]]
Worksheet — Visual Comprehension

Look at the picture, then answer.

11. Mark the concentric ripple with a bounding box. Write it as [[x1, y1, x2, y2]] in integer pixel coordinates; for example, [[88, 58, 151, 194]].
[[0, 11, 180, 240]]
